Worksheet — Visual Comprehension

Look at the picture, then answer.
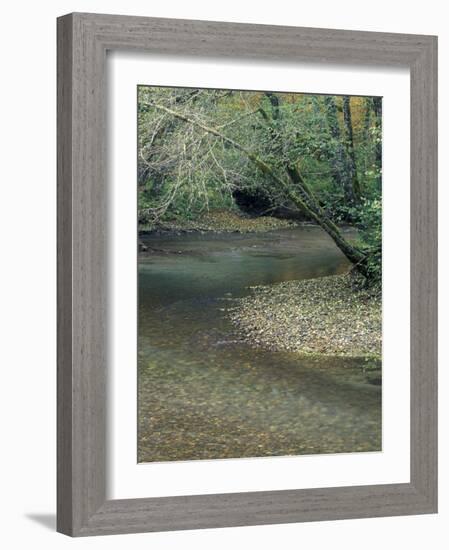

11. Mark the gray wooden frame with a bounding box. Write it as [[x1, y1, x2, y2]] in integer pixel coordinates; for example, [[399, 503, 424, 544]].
[[57, 12, 438, 537]]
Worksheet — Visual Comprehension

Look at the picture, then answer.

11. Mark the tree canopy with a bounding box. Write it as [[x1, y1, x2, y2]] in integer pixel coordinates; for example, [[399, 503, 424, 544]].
[[138, 86, 382, 281]]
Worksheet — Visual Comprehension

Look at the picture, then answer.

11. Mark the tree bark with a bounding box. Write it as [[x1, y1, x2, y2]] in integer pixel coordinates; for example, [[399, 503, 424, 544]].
[[324, 96, 357, 205], [363, 97, 372, 145], [342, 96, 361, 202], [372, 97, 382, 188]]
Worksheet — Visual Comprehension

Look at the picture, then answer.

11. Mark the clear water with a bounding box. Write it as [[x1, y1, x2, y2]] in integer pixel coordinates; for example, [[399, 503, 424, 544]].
[[138, 226, 381, 462]]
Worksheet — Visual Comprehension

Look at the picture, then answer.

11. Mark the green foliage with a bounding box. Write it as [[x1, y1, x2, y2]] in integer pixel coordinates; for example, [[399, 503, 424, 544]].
[[138, 176, 236, 224], [357, 198, 382, 283], [137, 86, 382, 281]]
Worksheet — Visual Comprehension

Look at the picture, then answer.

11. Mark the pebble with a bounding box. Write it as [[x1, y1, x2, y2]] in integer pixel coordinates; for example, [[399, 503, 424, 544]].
[[229, 274, 381, 357]]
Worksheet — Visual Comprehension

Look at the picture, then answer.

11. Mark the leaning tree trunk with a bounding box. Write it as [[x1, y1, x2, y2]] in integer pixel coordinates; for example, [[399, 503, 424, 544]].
[[259, 92, 311, 205], [145, 100, 369, 274]]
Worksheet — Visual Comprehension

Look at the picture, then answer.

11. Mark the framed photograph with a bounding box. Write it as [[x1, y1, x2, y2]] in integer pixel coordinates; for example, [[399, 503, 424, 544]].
[[57, 12, 437, 536]]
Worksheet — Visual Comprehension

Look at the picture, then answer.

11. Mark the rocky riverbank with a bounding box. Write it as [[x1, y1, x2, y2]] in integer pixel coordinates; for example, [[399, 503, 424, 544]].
[[229, 274, 381, 358]]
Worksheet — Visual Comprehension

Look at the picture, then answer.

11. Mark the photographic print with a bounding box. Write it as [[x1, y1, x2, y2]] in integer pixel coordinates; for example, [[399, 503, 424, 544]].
[[137, 86, 382, 463]]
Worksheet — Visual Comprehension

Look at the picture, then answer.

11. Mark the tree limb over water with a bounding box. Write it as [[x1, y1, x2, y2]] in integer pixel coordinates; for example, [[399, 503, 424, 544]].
[[138, 88, 382, 281], [145, 99, 368, 273]]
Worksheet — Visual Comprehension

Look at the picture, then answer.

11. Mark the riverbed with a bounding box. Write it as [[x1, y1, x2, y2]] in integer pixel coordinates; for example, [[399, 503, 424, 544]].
[[138, 226, 381, 462]]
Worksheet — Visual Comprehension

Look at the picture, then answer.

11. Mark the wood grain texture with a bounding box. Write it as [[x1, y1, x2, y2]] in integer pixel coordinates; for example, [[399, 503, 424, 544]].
[[57, 12, 438, 536], [57, 13, 74, 536], [409, 37, 438, 508]]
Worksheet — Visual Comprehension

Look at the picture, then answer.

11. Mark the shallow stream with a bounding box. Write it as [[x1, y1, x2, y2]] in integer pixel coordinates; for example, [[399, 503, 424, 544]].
[[138, 226, 381, 462]]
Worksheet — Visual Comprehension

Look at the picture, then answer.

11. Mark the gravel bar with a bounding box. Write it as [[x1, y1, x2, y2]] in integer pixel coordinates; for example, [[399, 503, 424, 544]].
[[229, 274, 381, 358]]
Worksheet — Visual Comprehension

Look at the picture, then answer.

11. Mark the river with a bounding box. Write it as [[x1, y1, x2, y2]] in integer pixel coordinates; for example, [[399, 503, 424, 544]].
[[138, 226, 381, 462]]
